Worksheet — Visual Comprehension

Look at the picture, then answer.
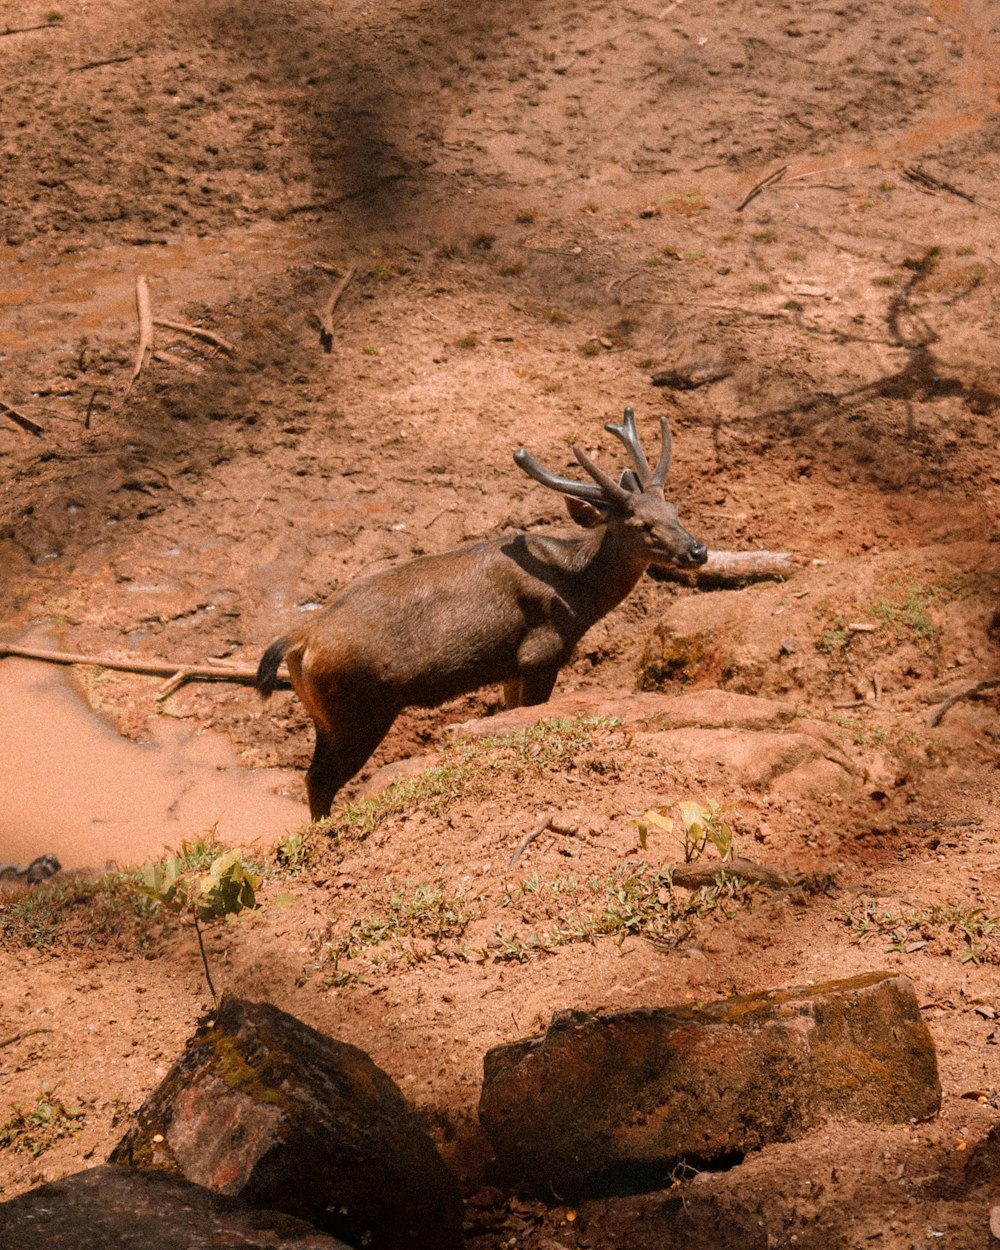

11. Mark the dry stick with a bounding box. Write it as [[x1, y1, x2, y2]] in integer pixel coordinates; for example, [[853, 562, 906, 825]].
[[316, 265, 357, 353], [902, 165, 976, 204], [153, 318, 236, 356], [928, 678, 1000, 728], [153, 349, 204, 376], [71, 54, 134, 71], [0, 642, 291, 691], [735, 165, 788, 213], [0, 1027, 53, 1049], [510, 814, 554, 868], [0, 396, 44, 436], [125, 274, 154, 396], [1, 21, 58, 36]]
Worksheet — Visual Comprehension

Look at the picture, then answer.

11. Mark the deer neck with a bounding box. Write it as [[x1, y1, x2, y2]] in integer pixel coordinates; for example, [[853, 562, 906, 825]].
[[565, 524, 647, 624]]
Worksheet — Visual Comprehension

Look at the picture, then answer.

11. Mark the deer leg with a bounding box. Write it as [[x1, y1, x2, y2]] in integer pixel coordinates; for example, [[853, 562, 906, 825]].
[[503, 679, 524, 709], [517, 665, 560, 707], [305, 712, 396, 821]]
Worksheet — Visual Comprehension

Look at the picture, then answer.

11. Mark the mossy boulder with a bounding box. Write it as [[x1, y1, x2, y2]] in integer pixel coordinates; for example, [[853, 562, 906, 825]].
[[111, 995, 463, 1250], [478, 972, 940, 1198]]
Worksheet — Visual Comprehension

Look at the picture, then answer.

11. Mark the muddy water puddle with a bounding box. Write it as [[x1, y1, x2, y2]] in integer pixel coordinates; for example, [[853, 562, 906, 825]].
[[0, 648, 305, 871]]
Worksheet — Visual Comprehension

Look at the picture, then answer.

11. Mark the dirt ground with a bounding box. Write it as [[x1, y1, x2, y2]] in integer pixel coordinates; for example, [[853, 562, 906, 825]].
[[2, 0, 1000, 1245]]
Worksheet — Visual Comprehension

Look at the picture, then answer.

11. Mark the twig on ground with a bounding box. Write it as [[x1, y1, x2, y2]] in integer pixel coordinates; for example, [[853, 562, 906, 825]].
[[0, 396, 44, 435], [902, 166, 976, 203], [0, 642, 291, 692], [928, 678, 1000, 727], [71, 53, 135, 71], [125, 274, 154, 396], [315, 264, 357, 352], [1, 21, 59, 37], [153, 349, 204, 376], [0, 1028, 54, 1049], [735, 165, 788, 212], [510, 814, 554, 867], [153, 318, 236, 356]]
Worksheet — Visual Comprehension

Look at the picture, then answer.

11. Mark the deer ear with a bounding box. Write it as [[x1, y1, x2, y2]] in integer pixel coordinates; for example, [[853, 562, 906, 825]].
[[565, 495, 607, 528]]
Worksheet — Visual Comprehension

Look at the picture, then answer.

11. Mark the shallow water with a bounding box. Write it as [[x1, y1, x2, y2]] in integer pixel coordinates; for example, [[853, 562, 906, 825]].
[[0, 649, 305, 872]]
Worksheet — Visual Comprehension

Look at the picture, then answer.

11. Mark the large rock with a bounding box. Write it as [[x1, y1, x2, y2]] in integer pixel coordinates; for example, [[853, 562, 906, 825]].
[[479, 972, 940, 1199], [110, 996, 463, 1250], [0, 1164, 352, 1250]]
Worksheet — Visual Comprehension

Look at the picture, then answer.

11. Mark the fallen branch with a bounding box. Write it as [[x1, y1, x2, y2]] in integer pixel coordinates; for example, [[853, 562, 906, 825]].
[[153, 349, 204, 376], [125, 274, 154, 396], [735, 165, 788, 213], [0, 396, 44, 436], [315, 264, 357, 353], [902, 165, 976, 204], [669, 856, 803, 890], [71, 53, 135, 72], [928, 678, 1000, 727], [510, 814, 554, 867], [1, 21, 59, 37], [509, 815, 579, 868], [153, 318, 236, 356], [0, 643, 291, 692], [0, 1028, 53, 1049], [648, 548, 794, 586]]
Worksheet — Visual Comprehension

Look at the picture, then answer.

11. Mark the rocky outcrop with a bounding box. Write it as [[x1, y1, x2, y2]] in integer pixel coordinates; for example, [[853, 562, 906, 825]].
[[110, 995, 464, 1250], [479, 972, 940, 1199], [0, 1164, 353, 1250]]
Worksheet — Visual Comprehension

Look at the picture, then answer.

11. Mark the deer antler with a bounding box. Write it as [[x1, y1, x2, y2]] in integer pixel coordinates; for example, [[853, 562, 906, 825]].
[[513, 448, 610, 504], [571, 444, 632, 507], [604, 406, 651, 485], [648, 415, 672, 489]]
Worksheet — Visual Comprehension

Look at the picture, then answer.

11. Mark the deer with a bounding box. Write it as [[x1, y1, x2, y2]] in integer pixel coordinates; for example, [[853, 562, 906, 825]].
[[256, 406, 707, 820]]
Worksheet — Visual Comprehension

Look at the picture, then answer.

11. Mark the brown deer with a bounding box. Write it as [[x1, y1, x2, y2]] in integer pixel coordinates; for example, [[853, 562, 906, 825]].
[[256, 407, 707, 819]]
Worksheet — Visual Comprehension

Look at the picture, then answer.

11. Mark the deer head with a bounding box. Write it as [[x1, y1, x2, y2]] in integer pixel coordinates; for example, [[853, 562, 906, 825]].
[[513, 406, 708, 569]]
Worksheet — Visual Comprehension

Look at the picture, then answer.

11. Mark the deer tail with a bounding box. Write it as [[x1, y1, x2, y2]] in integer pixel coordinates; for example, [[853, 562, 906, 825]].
[[256, 636, 291, 699]]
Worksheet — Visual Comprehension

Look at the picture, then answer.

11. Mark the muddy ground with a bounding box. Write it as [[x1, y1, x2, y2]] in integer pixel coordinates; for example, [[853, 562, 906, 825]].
[[1, 0, 1000, 1245]]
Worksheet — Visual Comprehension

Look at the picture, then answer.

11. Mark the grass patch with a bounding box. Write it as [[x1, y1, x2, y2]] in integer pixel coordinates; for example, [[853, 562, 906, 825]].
[[0, 873, 160, 951], [488, 864, 754, 962], [316, 716, 625, 842], [0, 1087, 84, 1156], [313, 878, 474, 983], [311, 860, 754, 981], [844, 897, 999, 965]]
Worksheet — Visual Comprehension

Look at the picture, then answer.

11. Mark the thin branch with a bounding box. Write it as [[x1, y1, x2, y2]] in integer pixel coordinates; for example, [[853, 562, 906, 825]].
[[153, 349, 204, 376], [71, 54, 135, 72], [1, 21, 59, 37], [510, 814, 554, 867], [928, 678, 1000, 727], [735, 165, 787, 212], [0, 1028, 54, 1048], [902, 165, 976, 204], [315, 264, 357, 353], [125, 274, 154, 396], [0, 642, 291, 691], [0, 397, 44, 436], [153, 318, 236, 356]]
